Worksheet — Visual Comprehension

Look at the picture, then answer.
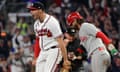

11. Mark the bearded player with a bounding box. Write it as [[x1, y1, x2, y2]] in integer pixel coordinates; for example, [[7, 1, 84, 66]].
[[66, 12, 120, 72]]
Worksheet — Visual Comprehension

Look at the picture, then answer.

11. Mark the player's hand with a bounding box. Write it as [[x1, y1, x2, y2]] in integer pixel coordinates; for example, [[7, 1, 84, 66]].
[[63, 60, 71, 70], [32, 59, 36, 66], [76, 56, 82, 60], [108, 43, 120, 57]]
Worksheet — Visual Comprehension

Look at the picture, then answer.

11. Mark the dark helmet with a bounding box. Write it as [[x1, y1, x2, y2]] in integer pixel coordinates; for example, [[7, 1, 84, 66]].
[[67, 27, 77, 36], [27, 2, 44, 10]]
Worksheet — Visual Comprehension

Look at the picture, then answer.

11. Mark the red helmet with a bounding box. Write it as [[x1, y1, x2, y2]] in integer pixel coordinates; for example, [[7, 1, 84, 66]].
[[66, 12, 83, 26]]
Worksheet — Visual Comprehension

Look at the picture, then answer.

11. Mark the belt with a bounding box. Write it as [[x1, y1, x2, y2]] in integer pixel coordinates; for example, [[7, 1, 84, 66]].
[[88, 47, 105, 62], [44, 46, 58, 51], [90, 47, 105, 56], [51, 46, 58, 49]]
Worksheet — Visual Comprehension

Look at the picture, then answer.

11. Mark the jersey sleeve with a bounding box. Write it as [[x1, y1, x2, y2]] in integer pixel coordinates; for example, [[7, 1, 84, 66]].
[[48, 17, 63, 38], [82, 23, 99, 36], [34, 37, 40, 59], [33, 20, 41, 59]]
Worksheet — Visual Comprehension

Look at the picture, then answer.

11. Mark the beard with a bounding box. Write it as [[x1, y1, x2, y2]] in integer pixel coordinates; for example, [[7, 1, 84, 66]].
[[72, 24, 79, 31], [32, 14, 38, 20]]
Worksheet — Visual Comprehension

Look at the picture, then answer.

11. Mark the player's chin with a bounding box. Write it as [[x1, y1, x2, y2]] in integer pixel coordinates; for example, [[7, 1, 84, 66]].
[[32, 15, 37, 19], [71, 25, 79, 30], [33, 16, 37, 20], [74, 25, 79, 30]]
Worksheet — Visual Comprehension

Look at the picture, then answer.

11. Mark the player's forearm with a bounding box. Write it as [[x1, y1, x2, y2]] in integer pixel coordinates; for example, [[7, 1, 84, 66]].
[[59, 43, 68, 61], [96, 31, 119, 56], [56, 37, 68, 61]]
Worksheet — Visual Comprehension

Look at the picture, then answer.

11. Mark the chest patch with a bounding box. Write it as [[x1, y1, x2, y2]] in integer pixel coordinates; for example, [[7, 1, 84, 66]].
[[36, 28, 52, 37]]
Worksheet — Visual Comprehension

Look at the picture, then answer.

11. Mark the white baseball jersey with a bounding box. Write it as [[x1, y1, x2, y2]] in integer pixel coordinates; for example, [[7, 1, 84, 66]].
[[79, 22, 106, 57], [34, 14, 62, 51], [34, 14, 63, 72]]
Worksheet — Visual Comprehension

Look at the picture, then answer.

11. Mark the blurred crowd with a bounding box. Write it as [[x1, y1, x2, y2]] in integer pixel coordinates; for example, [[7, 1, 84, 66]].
[[0, 0, 120, 72]]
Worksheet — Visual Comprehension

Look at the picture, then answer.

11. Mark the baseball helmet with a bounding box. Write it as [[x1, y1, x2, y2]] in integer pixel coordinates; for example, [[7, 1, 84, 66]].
[[67, 27, 76, 36], [66, 12, 83, 26], [27, 2, 44, 10]]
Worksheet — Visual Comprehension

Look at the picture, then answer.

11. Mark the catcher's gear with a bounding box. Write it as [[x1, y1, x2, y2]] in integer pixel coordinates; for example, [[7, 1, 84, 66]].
[[66, 12, 83, 26]]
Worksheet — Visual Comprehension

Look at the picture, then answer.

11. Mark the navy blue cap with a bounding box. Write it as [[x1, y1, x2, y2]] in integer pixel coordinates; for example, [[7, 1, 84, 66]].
[[27, 2, 44, 10]]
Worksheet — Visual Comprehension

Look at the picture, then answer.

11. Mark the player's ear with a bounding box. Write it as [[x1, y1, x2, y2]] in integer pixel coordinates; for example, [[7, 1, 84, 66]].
[[39, 9, 44, 13]]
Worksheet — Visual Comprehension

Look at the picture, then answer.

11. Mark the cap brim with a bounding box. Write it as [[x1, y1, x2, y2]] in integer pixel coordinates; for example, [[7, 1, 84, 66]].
[[27, 6, 38, 10]]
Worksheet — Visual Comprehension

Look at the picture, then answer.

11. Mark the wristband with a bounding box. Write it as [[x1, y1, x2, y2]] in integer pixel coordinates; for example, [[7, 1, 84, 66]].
[[110, 48, 118, 56]]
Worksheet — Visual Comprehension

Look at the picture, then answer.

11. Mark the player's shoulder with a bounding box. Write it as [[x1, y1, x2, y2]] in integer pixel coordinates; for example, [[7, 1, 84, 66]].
[[81, 22, 95, 27], [82, 22, 94, 26], [48, 14, 59, 24]]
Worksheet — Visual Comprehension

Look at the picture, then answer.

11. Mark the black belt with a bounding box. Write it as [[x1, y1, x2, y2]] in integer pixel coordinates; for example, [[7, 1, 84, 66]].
[[44, 46, 58, 51], [51, 46, 58, 49]]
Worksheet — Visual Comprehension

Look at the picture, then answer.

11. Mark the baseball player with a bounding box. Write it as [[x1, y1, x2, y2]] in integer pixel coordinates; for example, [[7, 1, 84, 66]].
[[27, 2, 70, 72], [66, 12, 120, 72]]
